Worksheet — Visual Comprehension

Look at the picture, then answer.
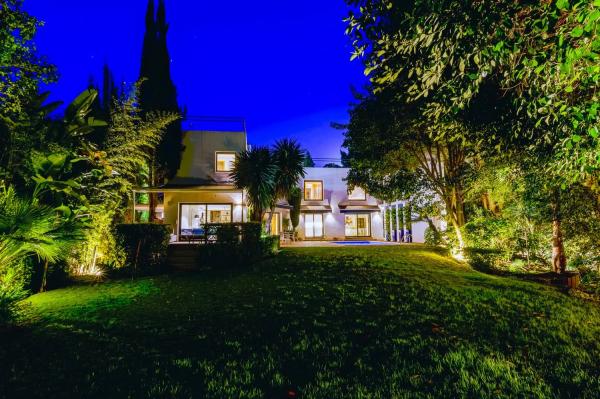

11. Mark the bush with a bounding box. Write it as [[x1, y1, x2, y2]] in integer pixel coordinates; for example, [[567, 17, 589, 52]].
[[194, 223, 279, 269], [260, 235, 280, 257], [0, 260, 31, 325], [424, 226, 444, 246], [115, 224, 171, 276]]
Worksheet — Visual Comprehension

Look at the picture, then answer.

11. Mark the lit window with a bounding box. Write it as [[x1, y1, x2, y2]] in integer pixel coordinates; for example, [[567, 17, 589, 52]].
[[216, 152, 236, 172], [304, 181, 323, 201], [348, 186, 366, 200]]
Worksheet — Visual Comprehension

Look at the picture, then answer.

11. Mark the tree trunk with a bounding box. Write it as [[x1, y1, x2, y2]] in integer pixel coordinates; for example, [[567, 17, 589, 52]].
[[40, 259, 49, 293], [149, 192, 158, 222], [149, 154, 159, 223], [443, 186, 466, 251], [551, 190, 567, 274]]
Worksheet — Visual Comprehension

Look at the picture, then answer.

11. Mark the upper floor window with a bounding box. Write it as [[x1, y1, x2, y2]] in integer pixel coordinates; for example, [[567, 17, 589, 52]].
[[348, 186, 366, 201], [215, 152, 236, 172], [304, 180, 323, 201]]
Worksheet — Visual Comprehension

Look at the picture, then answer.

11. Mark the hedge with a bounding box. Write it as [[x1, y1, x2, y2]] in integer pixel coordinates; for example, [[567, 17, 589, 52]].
[[115, 224, 171, 276], [195, 223, 279, 269]]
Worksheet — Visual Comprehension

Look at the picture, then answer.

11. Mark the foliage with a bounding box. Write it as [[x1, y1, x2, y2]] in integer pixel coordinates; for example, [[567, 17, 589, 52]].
[[194, 223, 279, 268], [4, 246, 599, 397], [0, 185, 87, 319], [302, 150, 315, 167], [0, 186, 87, 273], [114, 223, 171, 276], [139, 0, 183, 183], [0, 0, 56, 116], [342, 89, 471, 247], [288, 186, 302, 230], [232, 141, 305, 225], [231, 146, 277, 222], [271, 138, 306, 201], [0, 259, 29, 324]]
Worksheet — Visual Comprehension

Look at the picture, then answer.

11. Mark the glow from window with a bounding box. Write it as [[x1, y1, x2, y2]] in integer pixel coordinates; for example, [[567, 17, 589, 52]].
[[216, 152, 236, 172], [304, 181, 323, 200]]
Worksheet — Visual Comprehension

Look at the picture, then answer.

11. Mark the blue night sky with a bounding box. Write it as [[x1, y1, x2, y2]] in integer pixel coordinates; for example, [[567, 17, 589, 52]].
[[24, 1, 366, 161]]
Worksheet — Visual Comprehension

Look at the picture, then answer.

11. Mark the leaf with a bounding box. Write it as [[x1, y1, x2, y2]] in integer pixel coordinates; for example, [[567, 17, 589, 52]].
[[556, 0, 569, 10], [589, 126, 599, 138], [571, 134, 582, 142], [571, 26, 584, 38]]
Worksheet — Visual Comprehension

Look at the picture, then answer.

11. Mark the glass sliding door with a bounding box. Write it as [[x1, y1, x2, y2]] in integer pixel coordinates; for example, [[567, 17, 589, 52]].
[[304, 213, 324, 238], [180, 204, 207, 238], [179, 203, 232, 239], [345, 214, 371, 237]]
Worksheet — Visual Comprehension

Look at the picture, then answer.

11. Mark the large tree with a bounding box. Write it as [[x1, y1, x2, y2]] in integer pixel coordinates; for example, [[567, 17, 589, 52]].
[[344, 0, 600, 269], [0, 0, 57, 185], [343, 89, 472, 248], [138, 0, 183, 221]]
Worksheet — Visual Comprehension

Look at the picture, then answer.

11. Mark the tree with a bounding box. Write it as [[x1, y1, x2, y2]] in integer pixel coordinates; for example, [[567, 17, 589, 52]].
[[0, 0, 57, 186], [231, 147, 277, 222], [0, 186, 87, 293], [303, 150, 315, 167], [323, 163, 342, 168], [138, 0, 183, 221], [343, 89, 472, 248], [0, 0, 56, 114], [288, 187, 302, 232], [344, 0, 600, 268], [266, 139, 306, 232], [232, 140, 305, 228]]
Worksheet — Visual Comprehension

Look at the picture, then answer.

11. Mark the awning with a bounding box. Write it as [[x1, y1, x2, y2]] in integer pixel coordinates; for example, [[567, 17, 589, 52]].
[[339, 205, 381, 213], [300, 204, 332, 212], [338, 200, 381, 212], [275, 201, 293, 210]]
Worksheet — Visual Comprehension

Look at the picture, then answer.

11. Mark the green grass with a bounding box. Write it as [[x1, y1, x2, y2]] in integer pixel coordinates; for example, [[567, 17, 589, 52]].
[[1, 245, 599, 398]]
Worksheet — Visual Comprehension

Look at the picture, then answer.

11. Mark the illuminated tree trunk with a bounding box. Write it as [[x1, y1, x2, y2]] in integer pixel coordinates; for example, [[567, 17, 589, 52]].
[[40, 260, 49, 293], [551, 190, 567, 274]]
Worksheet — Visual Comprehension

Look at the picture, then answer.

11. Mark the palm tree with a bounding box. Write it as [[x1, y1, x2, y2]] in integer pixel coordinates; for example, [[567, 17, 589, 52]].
[[230, 147, 277, 222], [267, 139, 305, 232], [0, 186, 86, 292]]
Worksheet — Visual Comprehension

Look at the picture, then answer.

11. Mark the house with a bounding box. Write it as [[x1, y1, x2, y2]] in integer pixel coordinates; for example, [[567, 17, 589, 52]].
[[135, 124, 429, 243], [297, 167, 384, 240]]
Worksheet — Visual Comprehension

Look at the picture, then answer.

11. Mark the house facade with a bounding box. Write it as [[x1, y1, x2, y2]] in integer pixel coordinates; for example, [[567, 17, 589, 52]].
[[297, 167, 384, 240], [135, 126, 428, 243]]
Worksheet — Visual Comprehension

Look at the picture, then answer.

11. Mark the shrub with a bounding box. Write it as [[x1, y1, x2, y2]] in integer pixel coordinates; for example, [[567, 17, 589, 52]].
[[0, 260, 31, 325], [115, 224, 171, 276], [424, 226, 444, 246], [194, 223, 279, 269], [260, 235, 280, 257]]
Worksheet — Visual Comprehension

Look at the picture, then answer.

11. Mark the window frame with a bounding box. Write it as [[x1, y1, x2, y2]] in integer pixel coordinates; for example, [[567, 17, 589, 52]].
[[215, 151, 237, 172], [303, 180, 324, 201]]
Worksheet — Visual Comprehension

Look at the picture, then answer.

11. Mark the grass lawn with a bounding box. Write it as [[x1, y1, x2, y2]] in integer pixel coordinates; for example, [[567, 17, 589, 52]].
[[1, 245, 599, 398]]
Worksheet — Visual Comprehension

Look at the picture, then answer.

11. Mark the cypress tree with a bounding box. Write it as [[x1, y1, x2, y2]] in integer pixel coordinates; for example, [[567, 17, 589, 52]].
[[138, 0, 183, 221]]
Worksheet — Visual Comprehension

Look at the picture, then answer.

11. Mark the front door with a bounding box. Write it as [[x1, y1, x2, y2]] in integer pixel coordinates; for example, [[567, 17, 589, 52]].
[[304, 213, 324, 238]]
